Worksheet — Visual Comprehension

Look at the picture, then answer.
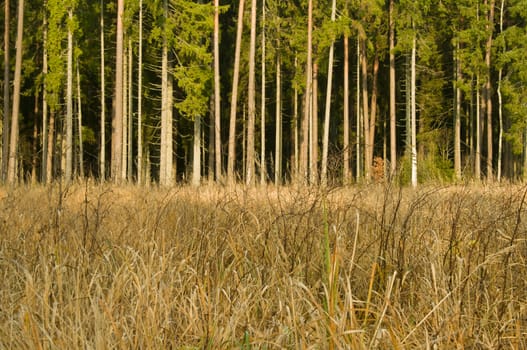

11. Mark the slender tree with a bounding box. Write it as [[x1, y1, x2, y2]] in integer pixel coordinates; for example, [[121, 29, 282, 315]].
[[65, 7, 74, 181], [246, 0, 257, 185], [7, 0, 24, 184], [2, 0, 10, 181], [389, 0, 396, 176], [112, 0, 124, 181], [100, 0, 106, 180], [260, 0, 266, 185], [213, 0, 221, 181], [227, 0, 245, 184], [300, 0, 313, 184]]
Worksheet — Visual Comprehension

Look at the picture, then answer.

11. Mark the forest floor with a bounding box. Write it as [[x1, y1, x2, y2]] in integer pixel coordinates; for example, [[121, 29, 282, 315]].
[[1, 181, 526, 349]]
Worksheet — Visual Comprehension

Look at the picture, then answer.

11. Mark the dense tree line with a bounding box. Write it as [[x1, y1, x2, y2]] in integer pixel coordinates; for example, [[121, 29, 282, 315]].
[[1, 0, 527, 186]]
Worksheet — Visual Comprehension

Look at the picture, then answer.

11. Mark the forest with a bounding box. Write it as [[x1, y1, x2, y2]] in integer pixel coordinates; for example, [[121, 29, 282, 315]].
[[1, 0, 527, 186]]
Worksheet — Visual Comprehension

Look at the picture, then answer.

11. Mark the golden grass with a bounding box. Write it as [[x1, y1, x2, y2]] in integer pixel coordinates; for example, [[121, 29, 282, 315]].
[[0, 181, 526, 349]]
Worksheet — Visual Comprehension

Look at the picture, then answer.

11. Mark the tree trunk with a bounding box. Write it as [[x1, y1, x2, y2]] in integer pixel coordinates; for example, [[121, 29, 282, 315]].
[[111, 0, 124, 181], [65, 8, 73, 181], [484, 0, 496, 180], [497, 0, 504, 182], [227, 0, 245, 184], [100, 0, 106, 180], [76, 61, 84, 178], [356, 36, 361, 180], [127, 39, 133, 180], [454, 42, 462, 180], [246, 0, 257, 186], [360, 38, 370, 181], [475, 76, 481, 180], [137, 0, 143, 183], [275, 56, 282, 185], [122, 42, 128, 180], [213, 0, 221, 182], [260, 0, 266, 185], [31, 93, 38, 183], [368, 52, 379, 176], [343, 34, 350, 185], [42, 2, 48, 182], [310, 62, 318, 184], [293, 55, 298, 178], [300, 0, 313, 184], [7, 0, 23, 184], [410, 31, 417, 188], [3, 0, 10, 181], [321, 0, 336, 187], [160, 18, 173, 186], [46, 111, 55, 184], [389, 0, 396, 176], [192, 116, 201, 186]]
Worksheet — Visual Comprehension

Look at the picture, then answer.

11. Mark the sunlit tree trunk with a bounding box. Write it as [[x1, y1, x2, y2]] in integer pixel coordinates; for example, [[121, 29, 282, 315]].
[[300, 0, 312, 184], [246, 0, 257, 186], [160, 15, 173, 186], [227, 0, 245, 184], [310, 62, 318, 184], [127, 39, 133, 180], [321, 0, 336, 187], [497, 0, 504, 182], [213, 0, 221, 182], [42, 2, 48, 182], [360, 38, 370, 181], [475, 76, 481, 180], [122, 43, 128, 180], [3, 0, 10, 181], [100, 0, 106, 180], [192, 116, 201, 186], [410, 30, 417, 188], [389, 0, 396, 177], [454, 41, 462, 181], [76, 61, 84, 178], [111, 0, 124, 181], [7, 0, 23, 184], [260, 0, 266, 185], [356, 36, 361, 180], [65, 8, 73, 181], [275, 55, 282, 185], [137, 0, 143, 183], [343, 34, 350, 185], [484, 0, 495, 180]]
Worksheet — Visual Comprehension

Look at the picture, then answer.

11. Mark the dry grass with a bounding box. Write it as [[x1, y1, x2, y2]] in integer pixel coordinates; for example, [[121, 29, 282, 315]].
[[0, 180, 526, 349]]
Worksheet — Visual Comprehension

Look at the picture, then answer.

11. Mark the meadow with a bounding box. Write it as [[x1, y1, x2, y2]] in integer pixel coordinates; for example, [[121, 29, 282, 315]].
[[0, 181, 526, 349]]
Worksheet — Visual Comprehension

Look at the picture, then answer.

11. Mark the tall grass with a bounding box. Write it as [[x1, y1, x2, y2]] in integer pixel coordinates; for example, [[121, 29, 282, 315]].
[[0, 181, 526, 348]]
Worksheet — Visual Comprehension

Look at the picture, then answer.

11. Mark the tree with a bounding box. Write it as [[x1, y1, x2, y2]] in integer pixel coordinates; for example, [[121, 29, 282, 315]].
[[2, 0, 10, 181], [7, 0, 24, 184], [111, 0, 124, 182], [213, 0, 221, 182]]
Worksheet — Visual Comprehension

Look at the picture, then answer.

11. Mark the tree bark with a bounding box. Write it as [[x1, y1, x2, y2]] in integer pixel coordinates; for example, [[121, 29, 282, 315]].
[[389, 0, 396, 176], [192, 116, 201, 186], [484, 0, 496, 180], [3, 0, 10, 181], [7, 0, 23, 184], [321, 0, 336, 187], [42, 2, 48, 182], [310, 62, 318, 184], [127, 39, 133, 180], [360, 38, 370, 181], [300, 0, 313, 184], [65, 8, 73, 181], [100, 0, 106, 180], [246, 0, 257, 186], [454, 42, 462, 181], [343, 34, 350, 185], [213, 0, 221, 182], [260, 0, 266, 185], [137, 0, 143, 183], [111, 0, 124, 181], [497, 0, 504, 182], [410, 31, 417, 188], [76, 61, 84, 178], [227, 0, 245, 184]]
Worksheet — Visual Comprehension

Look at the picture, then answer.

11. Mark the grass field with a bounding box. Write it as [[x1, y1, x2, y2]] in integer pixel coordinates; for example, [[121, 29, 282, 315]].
[[1, 181, 526, 349]]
